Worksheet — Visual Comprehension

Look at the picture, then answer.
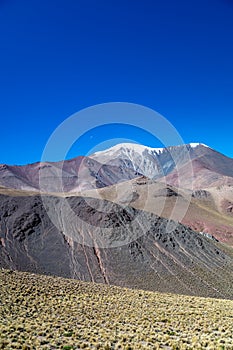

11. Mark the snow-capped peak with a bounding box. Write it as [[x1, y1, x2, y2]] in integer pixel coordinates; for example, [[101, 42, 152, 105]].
[[92, 143, 164, 156], [90, 142, 214, 180], [92, 142, 211, 157]]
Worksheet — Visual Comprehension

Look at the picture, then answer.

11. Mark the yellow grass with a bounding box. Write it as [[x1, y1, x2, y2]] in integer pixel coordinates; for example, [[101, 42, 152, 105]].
[[0, 269, 232, 349]]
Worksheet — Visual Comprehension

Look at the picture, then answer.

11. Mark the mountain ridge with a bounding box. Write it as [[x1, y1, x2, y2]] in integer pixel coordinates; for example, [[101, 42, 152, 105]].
[[1, 142, 231, 168], [1, 142, 233, 193]]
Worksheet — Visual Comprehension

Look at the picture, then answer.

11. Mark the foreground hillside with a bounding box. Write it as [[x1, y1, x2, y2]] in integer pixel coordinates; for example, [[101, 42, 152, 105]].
[[1, 194, 233, 299], [0, 270, 233, 350]]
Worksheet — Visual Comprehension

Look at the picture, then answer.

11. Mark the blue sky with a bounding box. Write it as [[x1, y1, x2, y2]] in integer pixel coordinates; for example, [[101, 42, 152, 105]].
[[0, 0, 233, 164]]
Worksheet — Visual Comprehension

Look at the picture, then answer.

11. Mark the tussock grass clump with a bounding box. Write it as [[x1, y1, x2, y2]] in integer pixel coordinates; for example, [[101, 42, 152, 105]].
[[0, 269, 233, 349]]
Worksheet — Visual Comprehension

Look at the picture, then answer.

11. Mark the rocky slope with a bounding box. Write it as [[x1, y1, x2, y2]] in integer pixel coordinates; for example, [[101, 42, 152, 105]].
[[0, 193, 233, 299]]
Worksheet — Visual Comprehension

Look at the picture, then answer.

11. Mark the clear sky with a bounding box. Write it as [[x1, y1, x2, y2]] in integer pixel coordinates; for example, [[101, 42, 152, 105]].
[[0, 0, 233, 164]]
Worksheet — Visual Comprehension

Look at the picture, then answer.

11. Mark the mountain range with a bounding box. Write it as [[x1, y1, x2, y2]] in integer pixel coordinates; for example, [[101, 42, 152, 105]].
[[0, 142, 233, 298], [1, 142, 233, 191]]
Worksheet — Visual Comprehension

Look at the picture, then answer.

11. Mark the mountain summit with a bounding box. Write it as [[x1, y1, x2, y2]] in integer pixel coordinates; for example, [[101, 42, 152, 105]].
[[91, 142, 233, 189]]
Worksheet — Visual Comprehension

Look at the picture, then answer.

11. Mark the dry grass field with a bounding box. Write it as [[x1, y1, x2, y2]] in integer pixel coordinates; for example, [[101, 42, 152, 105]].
[[0, 269, 233, 349]]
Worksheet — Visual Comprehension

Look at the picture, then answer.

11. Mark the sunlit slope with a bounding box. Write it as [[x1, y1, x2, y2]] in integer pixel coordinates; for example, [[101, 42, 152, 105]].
[[0, 269, 232, 349], [79, 177, 233, 246]]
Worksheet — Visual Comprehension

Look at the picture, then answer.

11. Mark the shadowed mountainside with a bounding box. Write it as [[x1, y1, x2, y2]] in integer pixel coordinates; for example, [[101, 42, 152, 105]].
[[0, 193, 233, 299]]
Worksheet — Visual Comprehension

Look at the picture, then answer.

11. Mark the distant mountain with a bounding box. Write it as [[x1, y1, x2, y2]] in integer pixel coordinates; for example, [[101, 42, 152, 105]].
[[0, 193, 233, 299], [1, 143, 232, 193], [0, 156, 140, 192], [91, 142, 233, 189]]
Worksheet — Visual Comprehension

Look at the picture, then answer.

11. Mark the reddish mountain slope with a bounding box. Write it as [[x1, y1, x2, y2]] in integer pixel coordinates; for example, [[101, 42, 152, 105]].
[[0, 156, 140, 192]]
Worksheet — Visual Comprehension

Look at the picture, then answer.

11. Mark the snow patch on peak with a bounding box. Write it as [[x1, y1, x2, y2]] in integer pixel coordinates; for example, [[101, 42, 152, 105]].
[[189, 143, 210, 149]]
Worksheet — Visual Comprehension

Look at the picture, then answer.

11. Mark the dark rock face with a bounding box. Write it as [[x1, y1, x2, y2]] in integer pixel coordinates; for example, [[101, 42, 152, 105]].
[[0, 194, 233, 299], [199, 232, 219, 242], [155, 187, 179, 197], [191, 190, 211, 199]]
